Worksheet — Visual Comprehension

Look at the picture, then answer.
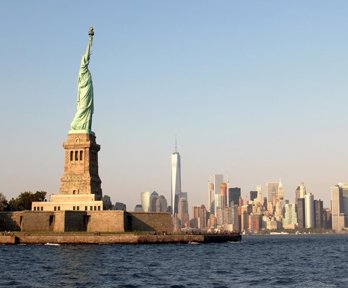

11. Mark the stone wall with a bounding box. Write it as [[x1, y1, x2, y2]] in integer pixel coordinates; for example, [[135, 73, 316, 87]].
[[0, 211, 173, 234], [0, 212, 21, 231], [65, 211, 87, 232], [126, 212, 173, 233], [87, 211, 125, 232], [21, 212, 55, 232]]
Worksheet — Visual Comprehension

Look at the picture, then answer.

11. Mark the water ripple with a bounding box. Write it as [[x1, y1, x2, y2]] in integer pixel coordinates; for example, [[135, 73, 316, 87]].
[[0, 235, 347, 287]]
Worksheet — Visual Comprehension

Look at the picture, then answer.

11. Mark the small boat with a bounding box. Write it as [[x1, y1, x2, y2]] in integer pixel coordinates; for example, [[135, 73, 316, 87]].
[[188, 241, 200, 245], [44, 243, 60, 246]]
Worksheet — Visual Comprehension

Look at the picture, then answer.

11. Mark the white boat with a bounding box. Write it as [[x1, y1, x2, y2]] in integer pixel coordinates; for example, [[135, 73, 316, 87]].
[[44, 243, 60, 246], [270, 232, 289, 235]]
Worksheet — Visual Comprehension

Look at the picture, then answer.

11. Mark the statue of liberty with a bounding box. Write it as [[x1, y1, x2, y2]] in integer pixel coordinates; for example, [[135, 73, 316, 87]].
[[70, 27, 95, 134]]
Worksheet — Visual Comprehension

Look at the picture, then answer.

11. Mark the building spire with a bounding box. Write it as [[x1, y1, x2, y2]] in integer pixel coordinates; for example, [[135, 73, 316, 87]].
[[175, 135, 177, 152]]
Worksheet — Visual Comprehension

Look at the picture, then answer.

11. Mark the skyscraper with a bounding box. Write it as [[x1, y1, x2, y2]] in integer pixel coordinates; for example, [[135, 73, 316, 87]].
[[141, 191, 151, 212], [256, 185, 263, 204], [278, 180, 284, 201], [304, 193, 314, 229], [267, 182, 279, 204], [171, 143, 181, 215], [208, 182, 215, 214], [314, 199, 323, 229], [191, 205, 207, 229], [283, 203, 298, 229], [178, 196, 189, 228], [228, 187, 241, 206], [299, 182, 306, 198], [331, 184, 346, 231], [213, 175, 224, 195], [296, 198, 305, 229], [213, 175, 223, 212], [220, 182, 228, 208], [149, 191, 159, 212], [250, 191, 258, 202]]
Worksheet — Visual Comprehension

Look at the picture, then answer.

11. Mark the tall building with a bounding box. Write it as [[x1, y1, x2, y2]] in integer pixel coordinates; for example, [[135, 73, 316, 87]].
[[323, 208, 332, 230], [171, 145, 181, 215], [299, 182, 306, 198], [231, 204, 240, 232], [178, 196, 189, 228], [314, 199, 323, 229], [149, 191, 159, 212], [283, 203, 297, 229], [213, 175, 224, 195], [256, 185, 263, 204], [304, 193, 314, 229], [208, 182, 215, 214], [214, 193, 222, 215], [248, 214, 262, 233], [342, 184, 348, 226], [157, 195, 168, 212], [267, 182, 279, 204], [191, 205, 207, 230], [213, 174, 224, 213], [220, 182, 228, 208], [141, 191, 151, 212], [228, 187, 241, 206], [295, 186, 301, 202], [296, 198, 305, 229], [331, 184, 346, 232], [250, 191, 258, 202], [278, 180, 284, 201]]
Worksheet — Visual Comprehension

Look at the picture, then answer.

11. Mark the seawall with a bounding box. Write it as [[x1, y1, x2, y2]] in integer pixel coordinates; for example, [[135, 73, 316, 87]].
[[0, 233, 241, 245]]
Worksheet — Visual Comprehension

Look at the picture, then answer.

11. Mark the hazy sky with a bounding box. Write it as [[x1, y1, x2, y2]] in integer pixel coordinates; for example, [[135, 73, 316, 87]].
[[1, 1, 348, 210]]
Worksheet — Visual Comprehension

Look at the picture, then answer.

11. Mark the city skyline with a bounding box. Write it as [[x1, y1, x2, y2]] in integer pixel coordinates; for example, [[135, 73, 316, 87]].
[[2, 1, 348, 210]]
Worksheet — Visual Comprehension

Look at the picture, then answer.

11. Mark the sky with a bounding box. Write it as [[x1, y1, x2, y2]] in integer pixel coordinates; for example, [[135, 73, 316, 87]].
[[1, 1, 348, 210]]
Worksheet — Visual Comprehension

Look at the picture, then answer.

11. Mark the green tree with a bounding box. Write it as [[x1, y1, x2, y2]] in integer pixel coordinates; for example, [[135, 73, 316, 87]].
[[7, 191, 47, 211], [0, 193, 7, 211]]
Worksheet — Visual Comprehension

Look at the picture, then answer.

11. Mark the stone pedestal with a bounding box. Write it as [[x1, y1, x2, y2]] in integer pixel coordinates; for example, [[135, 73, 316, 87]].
[[32, 133, 103, 212], [60, 133, 102, 200]]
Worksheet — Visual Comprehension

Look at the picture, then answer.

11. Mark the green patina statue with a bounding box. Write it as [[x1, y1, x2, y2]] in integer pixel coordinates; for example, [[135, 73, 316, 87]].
[[70, 27, 95, 134]]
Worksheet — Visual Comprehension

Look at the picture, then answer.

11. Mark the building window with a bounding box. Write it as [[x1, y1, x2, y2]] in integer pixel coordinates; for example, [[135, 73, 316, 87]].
[[73, 206, 76, 211], [41, 207, 43, 211], [58, 206, 61, 211], [54, 206, 56, 211], [70, 151, 73, 161], [75, 151, 78, 161], [85, 206, 87, 211], [80, 150, 83, 161], [33, 207, 36, 211], [98, 206, 101, 211], [77, 206, 80, 211], [90, 206, 93, 211], [94, 206, 97, 211]]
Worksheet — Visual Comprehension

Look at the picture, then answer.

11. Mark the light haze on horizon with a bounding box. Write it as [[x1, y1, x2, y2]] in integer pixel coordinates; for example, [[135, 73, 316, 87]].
[[1, 1, 348, 210]]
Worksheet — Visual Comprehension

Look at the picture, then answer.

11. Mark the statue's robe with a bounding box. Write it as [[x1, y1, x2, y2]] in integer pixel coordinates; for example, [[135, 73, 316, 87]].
[[71, 39, 94, 132]]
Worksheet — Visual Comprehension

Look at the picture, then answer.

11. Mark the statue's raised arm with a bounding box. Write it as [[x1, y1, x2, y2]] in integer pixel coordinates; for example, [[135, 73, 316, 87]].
[[70, 27, 95, 135], [81, 27, 94, 68]]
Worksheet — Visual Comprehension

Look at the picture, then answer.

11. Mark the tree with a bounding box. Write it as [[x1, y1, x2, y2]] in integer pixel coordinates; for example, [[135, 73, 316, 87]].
[[0, 193, 7, 211], [7, 191, 47, 211]]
